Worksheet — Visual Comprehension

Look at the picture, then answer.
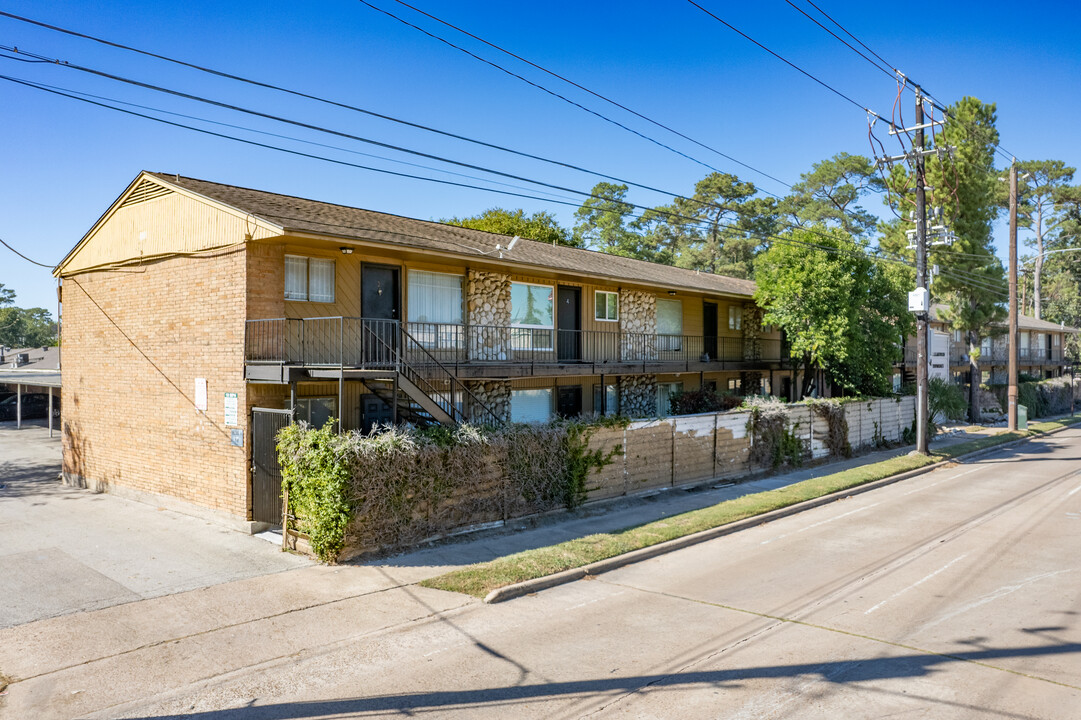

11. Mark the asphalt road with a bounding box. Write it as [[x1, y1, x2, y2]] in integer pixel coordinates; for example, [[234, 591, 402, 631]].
[[7, 427, 1081, 719]]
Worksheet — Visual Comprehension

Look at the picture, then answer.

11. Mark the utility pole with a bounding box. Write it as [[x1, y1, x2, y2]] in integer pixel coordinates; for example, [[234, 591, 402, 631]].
[[1007, 161, 1019, 431], [914, 91, 929, 455], [876, 81, 951, 453]]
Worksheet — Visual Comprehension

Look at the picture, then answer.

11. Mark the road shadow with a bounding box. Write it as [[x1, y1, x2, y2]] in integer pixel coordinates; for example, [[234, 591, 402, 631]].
[[117, 641, 1081, 719]]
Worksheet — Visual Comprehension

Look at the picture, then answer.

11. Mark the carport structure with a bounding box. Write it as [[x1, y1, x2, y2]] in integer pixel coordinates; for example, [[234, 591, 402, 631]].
[[0, 370, 61, 435]]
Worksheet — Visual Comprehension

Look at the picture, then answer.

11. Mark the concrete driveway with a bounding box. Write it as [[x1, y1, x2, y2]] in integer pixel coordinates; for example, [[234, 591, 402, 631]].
[[0, 421, 309, 628]]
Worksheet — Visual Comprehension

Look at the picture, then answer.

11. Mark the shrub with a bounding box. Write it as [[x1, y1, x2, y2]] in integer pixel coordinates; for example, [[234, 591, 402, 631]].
[[669, 388, 743, 415], [928, 378, 967, 431], [808, 399, 852, 458], [277, 418, 623, 563], [746, 397, 805, 468]]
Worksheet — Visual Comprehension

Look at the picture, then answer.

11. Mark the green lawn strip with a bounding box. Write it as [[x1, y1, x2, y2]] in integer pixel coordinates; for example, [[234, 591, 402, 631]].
[[420, 415, 1081, 599]]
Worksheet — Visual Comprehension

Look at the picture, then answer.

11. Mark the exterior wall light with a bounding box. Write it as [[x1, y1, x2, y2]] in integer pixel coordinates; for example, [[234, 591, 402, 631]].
[[340, 247, 354, 254]]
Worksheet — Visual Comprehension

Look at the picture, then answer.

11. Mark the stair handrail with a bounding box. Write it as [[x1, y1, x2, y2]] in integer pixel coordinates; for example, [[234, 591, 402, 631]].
[[398, 324, 503, 426]]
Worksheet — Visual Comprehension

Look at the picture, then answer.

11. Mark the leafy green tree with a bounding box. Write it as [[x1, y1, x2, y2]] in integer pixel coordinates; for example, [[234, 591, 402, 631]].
[[571, 182, 642, 257], [882, 98, 1006, 420], [925, 97, 1007, 420], [0, 283, 57, 348], [754, 227, 911, 397], [779, 152, 884, 236], [444, 207, 577, 247], [1006, 160, 1077, 319], [632, 173, 774, 279]]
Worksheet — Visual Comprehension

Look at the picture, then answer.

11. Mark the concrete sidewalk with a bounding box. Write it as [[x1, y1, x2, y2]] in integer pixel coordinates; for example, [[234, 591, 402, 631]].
[[0, 422, 309, 629]]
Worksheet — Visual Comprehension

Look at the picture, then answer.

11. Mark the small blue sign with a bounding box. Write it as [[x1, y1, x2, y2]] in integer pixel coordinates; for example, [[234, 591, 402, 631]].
[[231, 429, 244, 447]]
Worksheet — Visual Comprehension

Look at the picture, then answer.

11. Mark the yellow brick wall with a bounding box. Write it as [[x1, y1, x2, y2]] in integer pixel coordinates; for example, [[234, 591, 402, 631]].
[[61, 247, 253, 519]]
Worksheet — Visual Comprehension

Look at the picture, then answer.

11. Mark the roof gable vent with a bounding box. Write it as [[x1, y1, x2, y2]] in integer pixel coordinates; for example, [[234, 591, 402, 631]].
[[120, 179, 172, 208]]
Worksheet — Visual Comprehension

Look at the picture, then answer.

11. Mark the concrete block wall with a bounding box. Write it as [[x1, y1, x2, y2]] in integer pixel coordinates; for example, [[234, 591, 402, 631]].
[[61, 247, 253, 523]]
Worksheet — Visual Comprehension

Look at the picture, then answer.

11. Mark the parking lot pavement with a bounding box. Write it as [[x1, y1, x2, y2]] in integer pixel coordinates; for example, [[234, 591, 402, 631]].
[[0, 421, 310, 629]]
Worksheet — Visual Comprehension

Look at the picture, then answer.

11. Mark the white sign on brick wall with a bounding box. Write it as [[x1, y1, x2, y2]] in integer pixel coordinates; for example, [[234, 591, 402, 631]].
[[194, 378, 207, 411], [224, 392, 238, 426]]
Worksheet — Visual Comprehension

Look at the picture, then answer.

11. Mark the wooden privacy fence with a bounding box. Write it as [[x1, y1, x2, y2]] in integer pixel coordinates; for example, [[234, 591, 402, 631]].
[[583, 396, 917, 501], [301, 396, 916, 559]]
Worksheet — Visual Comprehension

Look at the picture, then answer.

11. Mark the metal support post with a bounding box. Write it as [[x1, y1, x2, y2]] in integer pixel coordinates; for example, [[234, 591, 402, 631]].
[[1008, 161, 1019, 431]]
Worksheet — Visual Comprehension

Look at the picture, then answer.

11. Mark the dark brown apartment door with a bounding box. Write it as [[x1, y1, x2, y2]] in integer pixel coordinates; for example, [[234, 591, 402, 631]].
[[557, 286, 581, 362], [362, 264, 400, 364], [703, 301, 718, 360]]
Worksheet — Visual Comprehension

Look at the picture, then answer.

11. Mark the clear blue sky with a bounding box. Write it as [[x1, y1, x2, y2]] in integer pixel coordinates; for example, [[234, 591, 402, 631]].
[[3, 0, 1080, 312]]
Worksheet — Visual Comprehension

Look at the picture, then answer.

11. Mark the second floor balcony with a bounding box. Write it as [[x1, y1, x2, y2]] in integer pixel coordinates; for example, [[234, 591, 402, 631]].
[[902, 344, 1068, 367], [245, 317, 787, 380]]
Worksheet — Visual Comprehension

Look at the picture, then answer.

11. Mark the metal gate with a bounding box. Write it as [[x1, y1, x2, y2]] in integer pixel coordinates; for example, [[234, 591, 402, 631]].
[[251, 407, 292, 525]]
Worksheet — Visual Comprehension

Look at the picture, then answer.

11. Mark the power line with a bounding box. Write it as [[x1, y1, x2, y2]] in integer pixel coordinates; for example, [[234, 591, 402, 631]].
[[5, 73, 935, 292], [686, 0, 886, 118], [0, 74, 591, 210], [18, 77, 583, 204], [0, 236, 53, 268], [356, 0, 792, 196], [0, 11, 723, 201], [1, 43, 797, 225], [369, 0, 792, 191], [781, 1, 895, 79], [800, 0, 898, 74]]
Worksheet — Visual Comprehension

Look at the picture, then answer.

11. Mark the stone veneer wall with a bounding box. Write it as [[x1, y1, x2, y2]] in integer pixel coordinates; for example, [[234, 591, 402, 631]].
[[620, 289, 657, 361], [465, 380, 511, 423], [741, 304, 765, 360], [619, 374, 657, 418], [466, 270, 511, 360]]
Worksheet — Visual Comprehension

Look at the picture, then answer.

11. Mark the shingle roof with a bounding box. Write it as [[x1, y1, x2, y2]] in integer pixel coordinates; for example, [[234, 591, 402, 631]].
[[929, 303, 1077, 334], [151, 173, 758, 298]]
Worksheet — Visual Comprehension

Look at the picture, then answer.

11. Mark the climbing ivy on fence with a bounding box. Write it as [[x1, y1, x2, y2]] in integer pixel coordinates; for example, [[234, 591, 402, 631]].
[[746, 398, 805, 469], [277, 421, 354, 563], [808, 399, 852, 458], [276, 417, 625, 563]]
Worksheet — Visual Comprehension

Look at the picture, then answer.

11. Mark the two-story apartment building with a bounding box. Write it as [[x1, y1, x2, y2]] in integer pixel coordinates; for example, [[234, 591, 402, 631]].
[[56, 172, 789, 529], [901, 304, 1075, 386]]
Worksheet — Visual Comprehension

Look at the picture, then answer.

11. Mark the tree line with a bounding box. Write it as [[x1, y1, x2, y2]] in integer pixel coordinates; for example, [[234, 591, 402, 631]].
[[445, 97, 1080, 412]]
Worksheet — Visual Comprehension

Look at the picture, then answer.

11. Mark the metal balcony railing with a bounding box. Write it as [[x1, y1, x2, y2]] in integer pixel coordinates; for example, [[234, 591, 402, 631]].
[[245, 318, 787, 369], [900, 342, 1067, 366]]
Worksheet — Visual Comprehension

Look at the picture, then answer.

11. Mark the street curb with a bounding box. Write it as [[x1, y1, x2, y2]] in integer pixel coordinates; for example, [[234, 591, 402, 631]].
[[483, 420, 1080, 604]]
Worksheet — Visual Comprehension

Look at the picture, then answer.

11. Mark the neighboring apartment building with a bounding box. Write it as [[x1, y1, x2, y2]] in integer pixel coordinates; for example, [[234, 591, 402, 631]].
[[900, 304, 1075, 387], [56, 172, 789, 529]]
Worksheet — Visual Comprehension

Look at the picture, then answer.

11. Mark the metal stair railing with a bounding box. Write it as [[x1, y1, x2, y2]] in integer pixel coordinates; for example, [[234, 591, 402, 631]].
[[398, 324, 503, 426]]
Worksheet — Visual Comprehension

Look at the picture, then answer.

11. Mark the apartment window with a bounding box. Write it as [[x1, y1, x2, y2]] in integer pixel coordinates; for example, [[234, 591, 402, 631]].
[[728, 378, 742, 392], [511, 388, 552, 423], [510, 282, 554, 350], [407, 270, 462, 324], [980, 337, 993, 356], [295, 397, 337, 428], [953, 329, 963, 343], [1019, 331, 1030, 357], [728, 305, 742, 331], [656, 381, 683, 417], [592, 383, 619, 416], [656, 298, 682, 351], [407, 270, 463, 349], [284, 255, 335, 302], [595, 291, 619, 322]]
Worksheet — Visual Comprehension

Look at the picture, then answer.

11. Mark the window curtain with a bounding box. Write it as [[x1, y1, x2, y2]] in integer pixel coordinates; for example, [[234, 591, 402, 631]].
[[285, 256, 308, 300], [408, 270, 463, 323], [511, 388, 552, 422], [308, 258, 335, 303]]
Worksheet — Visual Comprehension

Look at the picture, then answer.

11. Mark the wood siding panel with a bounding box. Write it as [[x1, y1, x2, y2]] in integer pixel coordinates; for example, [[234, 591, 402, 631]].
[[64, 189, 276, 274]]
